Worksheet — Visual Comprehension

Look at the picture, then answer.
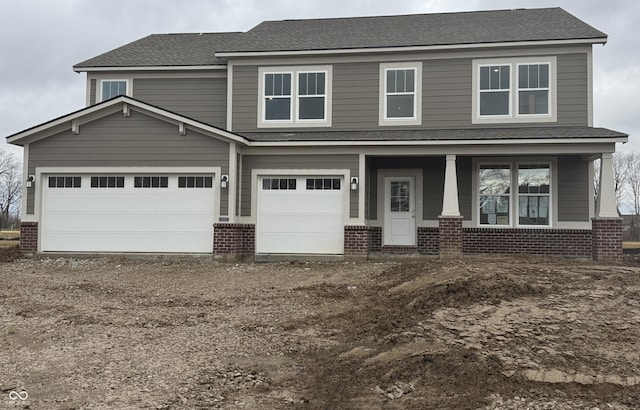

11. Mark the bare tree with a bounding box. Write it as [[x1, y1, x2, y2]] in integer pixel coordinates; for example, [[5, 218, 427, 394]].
[[0, 150, 22, 230], [627, 151, 640, 216]]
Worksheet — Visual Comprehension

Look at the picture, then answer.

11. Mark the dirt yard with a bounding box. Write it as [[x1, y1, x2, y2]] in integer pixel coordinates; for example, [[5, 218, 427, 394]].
[[1, 247, 640, 409]]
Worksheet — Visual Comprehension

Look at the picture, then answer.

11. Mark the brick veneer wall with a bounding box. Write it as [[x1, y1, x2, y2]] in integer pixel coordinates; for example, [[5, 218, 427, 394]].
[[592, 218, 623, 264], [213, 223, 255, 258], [344, 225, 371, 258], [418, 227, 439, 255], [20, 222, 38, 253], [463, 227, 592, 258]]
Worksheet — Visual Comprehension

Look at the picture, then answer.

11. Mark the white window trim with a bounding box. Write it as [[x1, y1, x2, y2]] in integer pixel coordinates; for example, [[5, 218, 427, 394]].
[[474, 159, 554, 228], [257, 66, 332, 128], [98, 79, 131, 102], [379, 62, 422, 126], [472, 57, 557, 124]]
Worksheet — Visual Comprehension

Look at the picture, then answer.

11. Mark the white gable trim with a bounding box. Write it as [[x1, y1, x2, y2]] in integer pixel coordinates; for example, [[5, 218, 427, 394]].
[[7, 96, 249, 146]]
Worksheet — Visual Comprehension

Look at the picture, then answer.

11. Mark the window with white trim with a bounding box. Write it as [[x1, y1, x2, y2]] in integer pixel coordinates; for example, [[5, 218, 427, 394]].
[[91, 176, 124, 188], [379, 62, 422, 126], [100, 80, 127, 101], [472, 57, 556, 124], [262, 178, 297, 190], [479, 165, 511, 226], [477, 162, 552, 227], [259, 66, 331, 127], [518, 164, 550, 226]]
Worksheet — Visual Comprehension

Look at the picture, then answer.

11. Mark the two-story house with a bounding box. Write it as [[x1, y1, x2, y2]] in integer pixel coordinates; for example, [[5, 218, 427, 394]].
[[7, 7, 627, 262]]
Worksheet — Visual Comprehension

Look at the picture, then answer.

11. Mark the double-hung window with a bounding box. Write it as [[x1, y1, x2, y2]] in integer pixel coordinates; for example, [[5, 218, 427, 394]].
[[100, 80, 128, 101], [518, 164, 550, 226], [259, 66, 331, 127], [379, 62, 422, 126], [477, 162, 552, 227], [473, 57, 556, 124]]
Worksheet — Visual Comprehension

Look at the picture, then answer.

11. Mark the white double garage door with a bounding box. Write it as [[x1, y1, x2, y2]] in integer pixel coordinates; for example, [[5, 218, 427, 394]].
[[41, 173, 346, 254], [41, 173, 216, 253]]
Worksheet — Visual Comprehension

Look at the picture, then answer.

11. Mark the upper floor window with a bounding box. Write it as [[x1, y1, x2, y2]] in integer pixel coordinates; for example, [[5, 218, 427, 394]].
[[472, 57, 556, 124], [379, 62, 422, 126], [259, 66, 332, 127], [100, 80, 128, 102]]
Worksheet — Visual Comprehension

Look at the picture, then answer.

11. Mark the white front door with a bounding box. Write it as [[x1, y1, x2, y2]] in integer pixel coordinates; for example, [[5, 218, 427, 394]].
[[384, 176, 416, 246]]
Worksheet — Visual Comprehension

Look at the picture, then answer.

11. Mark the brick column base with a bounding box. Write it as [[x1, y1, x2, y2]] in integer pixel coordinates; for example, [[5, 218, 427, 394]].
[[439, 216, 463, 258], [20, 222, 38, 254], [592, 218, 623, 264], [344, 225, 371, 259], [213, 223, 255, 261]]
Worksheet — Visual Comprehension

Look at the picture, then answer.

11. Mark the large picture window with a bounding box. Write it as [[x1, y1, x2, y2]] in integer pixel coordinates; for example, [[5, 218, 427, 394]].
[[379, 62, 422, 126], [259, 66, 331, 127], [477, 162, 552, 227], [473, 57, 556, 124]]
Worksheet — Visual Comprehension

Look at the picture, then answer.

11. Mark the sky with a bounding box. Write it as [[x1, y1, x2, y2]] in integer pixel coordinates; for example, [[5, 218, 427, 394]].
[[1, 0, 639, 160]]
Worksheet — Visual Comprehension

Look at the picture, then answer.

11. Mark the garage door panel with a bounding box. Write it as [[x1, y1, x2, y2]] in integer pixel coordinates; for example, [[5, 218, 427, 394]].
[[257, 176, 345, 254], [41, 174, 215, 253]]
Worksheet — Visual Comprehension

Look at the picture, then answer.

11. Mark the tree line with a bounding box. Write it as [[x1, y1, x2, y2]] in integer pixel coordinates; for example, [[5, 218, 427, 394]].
[[0, 149, 21, 231]]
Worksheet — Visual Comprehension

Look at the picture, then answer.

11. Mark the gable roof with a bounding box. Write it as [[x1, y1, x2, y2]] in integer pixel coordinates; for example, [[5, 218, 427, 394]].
[[74, 32, 243, 70], [219, 7, 607, 54], [6, 96, 249, 146], [74, 7, 606, 69]]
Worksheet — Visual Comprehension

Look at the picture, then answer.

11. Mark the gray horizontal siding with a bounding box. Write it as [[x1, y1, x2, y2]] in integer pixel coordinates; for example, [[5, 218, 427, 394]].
[[557, 155, 590, 221], [240, 154, 359, 218], [134, 77, 227, 127], [232, 52, 589, 132], [28, 109, 230, 215], [556, 53, 588, 126]]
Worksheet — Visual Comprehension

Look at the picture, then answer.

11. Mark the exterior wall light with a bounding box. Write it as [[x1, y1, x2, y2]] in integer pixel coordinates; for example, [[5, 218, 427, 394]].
[[220, 175, 229, 189], [26, 175, 35, 188], [351, 177, 359, 191]]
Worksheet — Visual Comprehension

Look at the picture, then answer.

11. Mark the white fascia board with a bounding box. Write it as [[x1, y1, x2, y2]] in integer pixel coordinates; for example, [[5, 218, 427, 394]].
[[74, 65, 227, 73], [6, 98, 125, 144], [216, 38, 607, 58], [244, 137, 628, 148], [7, 96, 250, 146]]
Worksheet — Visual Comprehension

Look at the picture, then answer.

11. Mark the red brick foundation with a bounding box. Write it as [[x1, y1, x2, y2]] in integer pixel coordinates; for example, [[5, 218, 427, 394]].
[[344, 225, 371, 258], [439, 217, 463, 258], [591, 218, 623, 264], [418, 227, 439, 255], [19, 222, 38, 253], [463, 227, 592, 258], [213, 223, 255, 260]]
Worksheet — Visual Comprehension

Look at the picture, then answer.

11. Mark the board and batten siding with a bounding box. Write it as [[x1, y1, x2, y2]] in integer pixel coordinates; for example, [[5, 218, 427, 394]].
[[27, 110, 230, 215], [240, 154, 359, 218], [134, 77, 227, 128], [557, 155, 590, 222], [231, 53, 588, 132]]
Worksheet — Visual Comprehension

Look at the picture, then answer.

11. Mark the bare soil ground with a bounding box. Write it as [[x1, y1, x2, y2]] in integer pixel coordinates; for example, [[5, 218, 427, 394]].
[[1, 246, 640, 409]]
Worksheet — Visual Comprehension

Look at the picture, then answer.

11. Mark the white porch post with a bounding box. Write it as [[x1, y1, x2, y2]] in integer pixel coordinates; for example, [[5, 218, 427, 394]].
[[441, 154, 461, 217], [597, 153, 619, 218]]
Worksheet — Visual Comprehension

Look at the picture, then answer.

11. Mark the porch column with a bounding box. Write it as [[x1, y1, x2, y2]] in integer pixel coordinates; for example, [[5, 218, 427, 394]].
[[439, 154, 463, 258], [441, 154, 460, 217], [593, 153, 623, 263], [597, 153, 618, 217]]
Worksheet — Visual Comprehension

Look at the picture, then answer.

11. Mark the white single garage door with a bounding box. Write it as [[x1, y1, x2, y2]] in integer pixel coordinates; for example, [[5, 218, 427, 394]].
[[41, 174, 215, 253], [256, 176, 345, 254]]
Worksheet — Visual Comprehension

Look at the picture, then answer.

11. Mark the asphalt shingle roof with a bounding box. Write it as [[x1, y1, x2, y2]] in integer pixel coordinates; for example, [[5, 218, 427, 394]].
[[240, 127, 627, 142], [74, 7, 606, 68], [74, 32, 243, 69], [223, 7, 606, 53]]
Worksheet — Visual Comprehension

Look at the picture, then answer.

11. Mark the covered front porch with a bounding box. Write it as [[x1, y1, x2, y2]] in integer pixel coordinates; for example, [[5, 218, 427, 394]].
[[344, 152, 622, 262]]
